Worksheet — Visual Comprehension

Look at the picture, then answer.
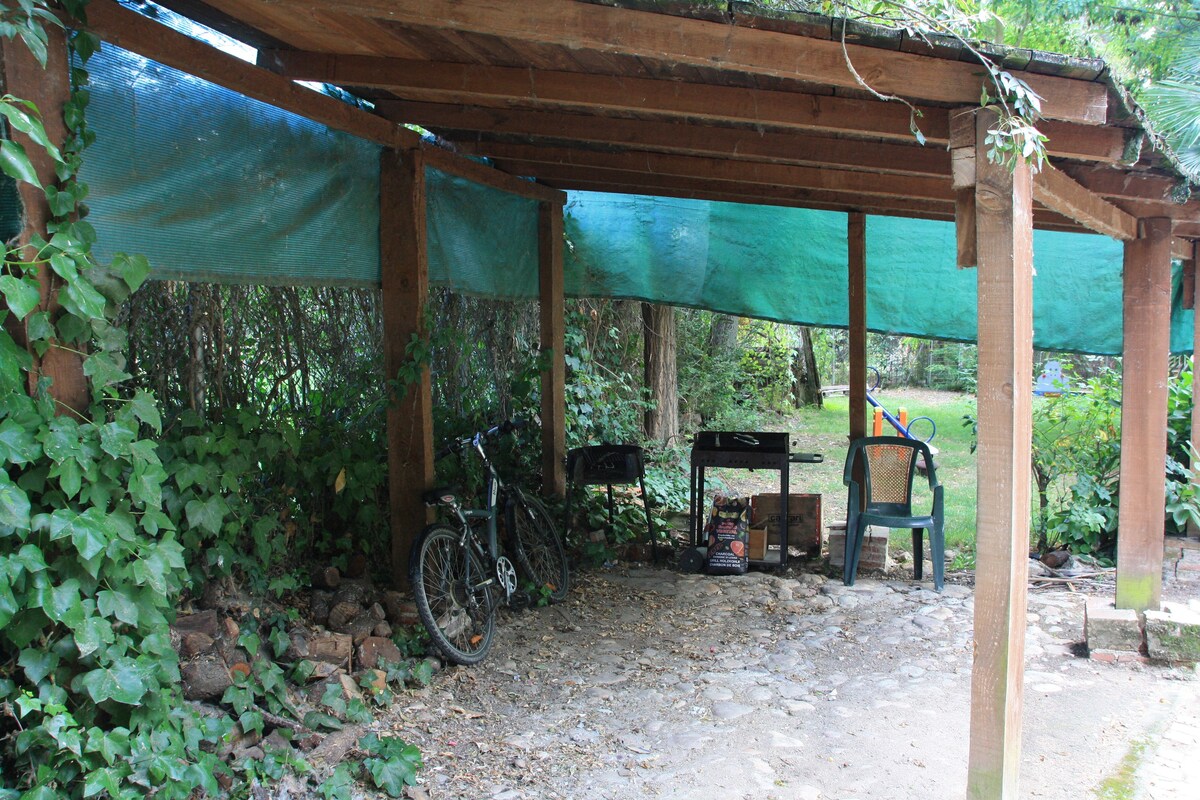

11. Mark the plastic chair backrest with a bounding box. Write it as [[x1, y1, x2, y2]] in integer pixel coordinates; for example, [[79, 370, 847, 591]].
[[845, 436, 935, 512]]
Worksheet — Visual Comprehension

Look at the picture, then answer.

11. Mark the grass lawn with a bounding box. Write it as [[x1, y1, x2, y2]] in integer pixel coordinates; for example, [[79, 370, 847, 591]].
[[706, 389, 979, 562]]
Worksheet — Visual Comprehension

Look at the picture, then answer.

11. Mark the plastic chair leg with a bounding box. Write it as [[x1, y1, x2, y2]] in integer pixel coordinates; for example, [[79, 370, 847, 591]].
[[844, 516, 867, 586], [912, 528, 924, 580], [842, 512, 858, 585], [931, 522, 946, 592]]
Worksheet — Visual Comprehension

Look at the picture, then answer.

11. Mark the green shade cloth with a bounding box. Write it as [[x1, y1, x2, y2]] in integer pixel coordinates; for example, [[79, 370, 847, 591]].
[[67, 44, 1194, 356]]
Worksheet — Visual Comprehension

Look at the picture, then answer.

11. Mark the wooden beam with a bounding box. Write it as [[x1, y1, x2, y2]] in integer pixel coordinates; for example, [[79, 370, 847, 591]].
[[471, 147, 954, 202], [538, 202, 566, 497], [967, 107, 1033, 800], [384, 103, 945, 178], [0, 27, 88, 414], [262, 51, 1133, 164], [1061, 164, 1190, 204], [1115, 217, 1174, 613], [86, 0, 419, 150], [269, 0, 1108, 124], [420, 142, 565, 204], [380, 148, 434, 585], [951, 109, 978, 268], [1175, 238, 1196, 262], [1033, 165, 1138, 241], [848, 211, 867, 452]]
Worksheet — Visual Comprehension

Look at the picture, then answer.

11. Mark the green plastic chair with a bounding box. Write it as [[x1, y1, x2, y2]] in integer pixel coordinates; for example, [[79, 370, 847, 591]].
[[843, 436, 944, 591]]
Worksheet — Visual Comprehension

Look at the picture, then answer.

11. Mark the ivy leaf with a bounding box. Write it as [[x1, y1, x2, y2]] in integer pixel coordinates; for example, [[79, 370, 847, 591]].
[[365, 749, 422, 796], [82, 350, 131, 389], [112, 253, 151, 292], [63, 274, 108, 321], [14, 544, 48, 573], [40, 578, 85, 628], [0, 418, 41, 464], [19, 648, 57, 685], [0, 577, 18, 628], [49, 507, 112, 560], [185, 496, 228, 536], [0, 275, 41, 320], [0, 469, 32, 532], [77, 658, 147, 705], [130, 390, 161, 433], [0, 139, 41, 188], [302, 710, 343, 731], [56, 457, 82, 500], [0, 329, 33, 388], [74, 615, 115, 658], [97, 589, 139, 626], [0, 100, 61, 162]]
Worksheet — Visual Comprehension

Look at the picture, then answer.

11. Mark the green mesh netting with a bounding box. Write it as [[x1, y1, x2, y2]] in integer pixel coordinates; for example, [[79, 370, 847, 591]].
[[72, 44, 1193, 356], [83, 45, 381, 286], [563, 193, 1194, 356]]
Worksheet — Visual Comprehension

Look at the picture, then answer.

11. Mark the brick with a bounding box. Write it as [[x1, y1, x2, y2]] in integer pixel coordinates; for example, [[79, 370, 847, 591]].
[[1089, 648, 1151, 665], [1085, 597, 1144, 653], [829, 526, 890, 571], [1144, 604, 1200, 663]]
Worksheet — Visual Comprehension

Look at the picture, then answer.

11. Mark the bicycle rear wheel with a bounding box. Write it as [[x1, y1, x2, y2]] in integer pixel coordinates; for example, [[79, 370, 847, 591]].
[[507, 492, 570, 604], [408, 524, 496, 665]]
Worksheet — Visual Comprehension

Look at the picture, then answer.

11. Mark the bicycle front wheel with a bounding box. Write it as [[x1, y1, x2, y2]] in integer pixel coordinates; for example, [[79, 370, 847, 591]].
[[408, 524, 496, 665], [507, 492, 570, 604]]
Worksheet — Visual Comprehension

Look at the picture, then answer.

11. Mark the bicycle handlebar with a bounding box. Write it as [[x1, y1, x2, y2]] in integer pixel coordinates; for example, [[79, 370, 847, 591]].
[[435, 418, 529, 459]]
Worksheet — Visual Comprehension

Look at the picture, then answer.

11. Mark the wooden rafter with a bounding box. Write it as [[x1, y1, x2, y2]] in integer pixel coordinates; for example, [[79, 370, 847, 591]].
[[239, 0, 1108, 123], [260, 51, 1134, 164], [1033, 166, 1138, 240], [377, 101, 953, 178]]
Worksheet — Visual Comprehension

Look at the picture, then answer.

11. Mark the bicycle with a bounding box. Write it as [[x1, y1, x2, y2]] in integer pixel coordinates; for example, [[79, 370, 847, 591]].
[[408, 419, 570, 665]]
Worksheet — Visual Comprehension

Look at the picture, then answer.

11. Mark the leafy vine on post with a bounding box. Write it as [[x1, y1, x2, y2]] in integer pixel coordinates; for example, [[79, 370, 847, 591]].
[[1, 3, 226, 797]]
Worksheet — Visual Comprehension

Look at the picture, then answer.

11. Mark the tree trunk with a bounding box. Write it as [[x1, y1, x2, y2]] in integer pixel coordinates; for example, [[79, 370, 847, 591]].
[[791, 327, 824, 407], [643, 303, 679, 443], [707, 313, 738, 357]]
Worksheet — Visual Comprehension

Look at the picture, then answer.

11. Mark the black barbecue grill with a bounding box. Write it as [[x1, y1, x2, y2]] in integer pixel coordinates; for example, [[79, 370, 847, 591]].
[[689, 431, 822, 567]]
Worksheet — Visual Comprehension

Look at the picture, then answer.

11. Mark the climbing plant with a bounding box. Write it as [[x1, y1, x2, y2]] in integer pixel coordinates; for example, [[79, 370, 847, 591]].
[[0, 5, 226, 796]]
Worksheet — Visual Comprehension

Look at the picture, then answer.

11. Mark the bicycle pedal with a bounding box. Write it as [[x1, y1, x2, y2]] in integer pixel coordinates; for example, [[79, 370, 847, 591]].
[[506, 590, 532, 610]]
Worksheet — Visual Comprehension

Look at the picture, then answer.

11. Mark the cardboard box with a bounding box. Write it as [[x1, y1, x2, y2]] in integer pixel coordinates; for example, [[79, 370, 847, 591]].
[[751, 494, 822, 557], [747, 523, 770, 561]]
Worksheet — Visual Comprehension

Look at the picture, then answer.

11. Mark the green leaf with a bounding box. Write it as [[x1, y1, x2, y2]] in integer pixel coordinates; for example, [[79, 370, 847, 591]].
[[113, 253, 151, 292], [0, 275, 41, 320], [97, 589, 139, 626], [74, 615, 114, 658], [82, 350, 131, 389], [19, 648, 56, 685], [0, 329, 33, 388], [130, 390, 161, 432], [63, 274, 108, 321], [56, 457, 81, 500], [49, 507, 112, 560], [41, 578, 85, 628], [0, 100, 61, 162], [77, 658, 147, 705], [185, 496, 228, 536], [365, 750, 421, 796], [0, 418, 41, 464], [302, 710, 343, 731], [0, 470, 31, 532], [0, 139, 41, 188], [14, 544, 47, 573]]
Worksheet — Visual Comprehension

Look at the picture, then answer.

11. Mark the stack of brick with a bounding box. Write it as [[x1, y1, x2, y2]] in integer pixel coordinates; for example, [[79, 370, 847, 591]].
[[827, 522, 890, 572]]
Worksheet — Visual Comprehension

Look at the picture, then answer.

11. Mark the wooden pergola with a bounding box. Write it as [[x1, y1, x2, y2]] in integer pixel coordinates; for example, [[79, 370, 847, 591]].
[[9, 1, 1200, 797]]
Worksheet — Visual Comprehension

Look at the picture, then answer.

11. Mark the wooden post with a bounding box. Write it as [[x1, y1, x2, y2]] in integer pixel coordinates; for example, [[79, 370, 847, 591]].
[[538, 201, 566, 497], [847, 212, 867, 486], [848, 212, 867, 510], [966, 108, 1034, 800], [643, 303, 680, 443], [0, 28, 88, 412], [1115, 217, 1173, 612], [380, 148, 434, 585]]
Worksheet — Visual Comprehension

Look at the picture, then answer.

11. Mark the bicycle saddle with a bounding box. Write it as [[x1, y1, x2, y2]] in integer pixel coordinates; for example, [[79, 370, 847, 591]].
[[422, 487, 459, 506]]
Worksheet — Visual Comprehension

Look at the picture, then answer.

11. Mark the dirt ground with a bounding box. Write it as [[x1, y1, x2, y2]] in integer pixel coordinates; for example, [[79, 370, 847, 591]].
[[377, 557, 1200, 800]]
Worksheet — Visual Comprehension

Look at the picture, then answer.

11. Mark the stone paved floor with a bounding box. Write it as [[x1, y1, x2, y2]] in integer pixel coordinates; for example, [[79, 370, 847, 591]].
[[386, 567, 1199, 800]]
